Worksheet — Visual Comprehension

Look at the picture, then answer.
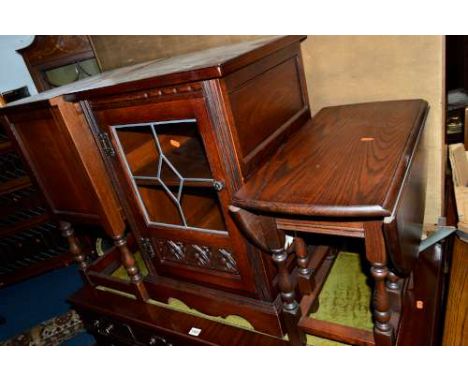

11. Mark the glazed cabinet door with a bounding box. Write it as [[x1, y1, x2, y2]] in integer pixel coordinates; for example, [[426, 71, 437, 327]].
[[86, 92, 261, 295]]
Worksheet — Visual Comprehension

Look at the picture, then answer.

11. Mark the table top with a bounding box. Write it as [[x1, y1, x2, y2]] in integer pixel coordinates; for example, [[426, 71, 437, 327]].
[[233, 99, 429, 219]]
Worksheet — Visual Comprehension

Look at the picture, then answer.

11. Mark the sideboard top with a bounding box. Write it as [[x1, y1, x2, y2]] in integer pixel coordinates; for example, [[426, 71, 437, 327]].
[[5, 35, 305, 108], [233, 99, 429, 219]]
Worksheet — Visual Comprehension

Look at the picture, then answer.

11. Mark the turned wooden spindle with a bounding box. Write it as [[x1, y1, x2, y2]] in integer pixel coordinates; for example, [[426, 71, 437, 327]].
[[59, 221, 87, 271], [229, 205, 306, 345], [113, 234, 149, 301], [386, 271, 400, 290], [113, 235, 142, 283], [386, 270, 402, 313], [364, 222, 394, 345], [371, 264, 392, 333], [295, 236, 314, 295]]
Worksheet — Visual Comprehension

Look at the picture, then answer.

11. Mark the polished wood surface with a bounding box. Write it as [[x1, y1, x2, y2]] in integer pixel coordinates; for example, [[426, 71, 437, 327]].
[[71, 285, 287, 346], [64, 36, 313, 338], [443, 236, 468, 345], [234, 100, 429, 218], [223, 42, 310, 179], [4, 36, 441, 345], [2, 99, 124, 238], [231, 99, 429, 345]]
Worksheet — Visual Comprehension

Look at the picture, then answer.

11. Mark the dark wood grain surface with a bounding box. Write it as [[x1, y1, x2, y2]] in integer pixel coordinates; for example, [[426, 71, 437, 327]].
[[234, 99, 429, 218], [71, 285, 288, 346], [7, 36, 305, 107]]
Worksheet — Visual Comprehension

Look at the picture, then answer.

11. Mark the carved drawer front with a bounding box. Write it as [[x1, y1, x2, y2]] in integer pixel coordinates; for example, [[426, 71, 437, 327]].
[[154, 239, 239, 275]]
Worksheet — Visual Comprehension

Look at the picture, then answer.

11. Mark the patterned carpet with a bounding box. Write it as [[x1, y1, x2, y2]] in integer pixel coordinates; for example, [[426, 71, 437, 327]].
[[1, 310, 84, 346]]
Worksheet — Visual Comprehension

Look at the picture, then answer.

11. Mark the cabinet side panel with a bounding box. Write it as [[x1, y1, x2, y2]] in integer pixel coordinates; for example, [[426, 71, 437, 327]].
[[226, 45, 309, 178], [4, 105, 100, 222]]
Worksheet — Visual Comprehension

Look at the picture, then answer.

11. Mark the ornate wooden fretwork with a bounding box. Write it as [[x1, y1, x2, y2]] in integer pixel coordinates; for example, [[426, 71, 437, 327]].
[[155, 239, 239, 274]]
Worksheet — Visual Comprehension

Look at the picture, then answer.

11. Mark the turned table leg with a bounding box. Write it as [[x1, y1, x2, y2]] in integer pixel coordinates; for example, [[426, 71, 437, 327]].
[[59, 221, 87, 271], [295, 236, 314, 295], [364, 222, 395, 346], [272, 248, 306, 345], [113, 234, 148, 301], [386, 271, 403, 314], [229, 206, 306, 345]]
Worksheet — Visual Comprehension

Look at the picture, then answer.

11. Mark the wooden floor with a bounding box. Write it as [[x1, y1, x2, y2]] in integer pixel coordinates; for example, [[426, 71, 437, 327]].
[[443, 236, 468, 345]]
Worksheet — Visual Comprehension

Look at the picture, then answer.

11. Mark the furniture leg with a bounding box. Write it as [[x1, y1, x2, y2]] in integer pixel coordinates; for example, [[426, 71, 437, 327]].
[[272, 249, 306, 345], [386, 271, 403, 313], [59, 221, 87, 271], [113, 234, 148, 301], [364, 222, 394, 345], [229, 206, 306, 345], [295, 236, 314, 295]]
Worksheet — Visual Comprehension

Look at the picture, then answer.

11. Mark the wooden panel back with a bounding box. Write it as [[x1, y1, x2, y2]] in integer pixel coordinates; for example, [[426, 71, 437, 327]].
[[224, 43, 310, 179]]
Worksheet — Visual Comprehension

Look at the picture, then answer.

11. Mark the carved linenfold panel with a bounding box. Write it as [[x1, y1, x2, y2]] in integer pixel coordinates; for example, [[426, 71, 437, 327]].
[[155, 239, 239, 274]]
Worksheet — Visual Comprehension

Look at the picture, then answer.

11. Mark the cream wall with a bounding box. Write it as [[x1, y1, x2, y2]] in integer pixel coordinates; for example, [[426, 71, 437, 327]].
[[301, 36, 445, 226], [92, 35, 446, 226]]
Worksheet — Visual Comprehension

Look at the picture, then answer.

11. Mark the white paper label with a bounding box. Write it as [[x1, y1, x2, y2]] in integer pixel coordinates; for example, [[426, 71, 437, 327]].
[[188, 327, 202, 336], [284, 234, 294, 249]]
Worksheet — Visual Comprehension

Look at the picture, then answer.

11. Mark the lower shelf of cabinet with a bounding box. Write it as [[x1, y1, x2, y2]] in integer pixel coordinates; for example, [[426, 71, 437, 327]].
[[70, 285, 288, 346]]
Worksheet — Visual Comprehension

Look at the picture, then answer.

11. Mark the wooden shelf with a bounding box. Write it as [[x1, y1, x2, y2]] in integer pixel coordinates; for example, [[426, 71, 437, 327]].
[[0, 210, 50, 238], [299, 317, 375, 346], [0, 176, 32, 196], [0, 249, 72, 288], [0, 190, 44, 220], [0, 140, 14, 155]]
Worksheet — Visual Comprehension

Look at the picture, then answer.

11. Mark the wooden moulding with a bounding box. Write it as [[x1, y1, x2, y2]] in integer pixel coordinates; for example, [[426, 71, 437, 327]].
[[71, 285, 288, 346], [298, 317, 375, 346], [85, 241, 285, 338]]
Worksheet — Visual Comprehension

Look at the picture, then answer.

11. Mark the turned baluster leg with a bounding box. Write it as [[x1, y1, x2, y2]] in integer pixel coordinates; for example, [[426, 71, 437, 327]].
[[364, 222, 394, 346], [386, 271, 403, 313], [229, 206, 306, 345], [272, 248, 306, 345], [59, 221, 87, 271], [113, 234, 148, 301], [295, 236, 314, 295]]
